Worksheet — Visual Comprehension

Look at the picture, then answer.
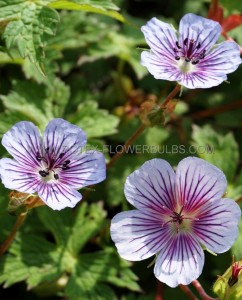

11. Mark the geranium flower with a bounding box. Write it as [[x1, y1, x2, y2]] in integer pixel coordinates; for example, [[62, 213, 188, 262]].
[[110, 157, 241, 287], [0, 119, 106, 210], [141, 13, 241, 89]]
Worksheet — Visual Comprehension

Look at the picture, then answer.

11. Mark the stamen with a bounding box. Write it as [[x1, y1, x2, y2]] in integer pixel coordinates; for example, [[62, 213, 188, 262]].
[[176, 41, 181, 49], [175, 56, 180, 60], [183, 38, 188, 46], [196, 42, 201, 49], [63, 160, 70, 166], [199, 49, 206, 59], [36, 152, 42, 161], [59, 153, 65, 159], [54, 174, 59, 180], [62, 165, 70, 170], [39, 170, 49, 177]]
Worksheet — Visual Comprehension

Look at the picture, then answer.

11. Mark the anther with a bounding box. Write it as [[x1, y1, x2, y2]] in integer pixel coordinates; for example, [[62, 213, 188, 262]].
[[192, 60, 199, 65], [62, 165, 70, 170], [196, 42, 201, 49], [183, 38, 188, 46], [185, 58, 191, 62], [63, 160, 70, 166], [175, 56, 180, 60], [54, 174, 59, 180], [199, 50, 206, 59], [175, 41, 181, 49], [36, 152, 42, 161], [39, 170, 49, 177], [59, 153, 65, 159]]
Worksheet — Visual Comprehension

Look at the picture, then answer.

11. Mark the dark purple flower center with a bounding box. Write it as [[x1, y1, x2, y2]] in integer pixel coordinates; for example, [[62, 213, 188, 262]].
[[36, 148, 71, 180], [162, 206, 198, 233], [173, 38, 206, 65]]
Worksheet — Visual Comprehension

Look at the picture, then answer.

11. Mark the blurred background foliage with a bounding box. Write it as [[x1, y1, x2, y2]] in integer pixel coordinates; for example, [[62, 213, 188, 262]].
[[0, 0, 241, 299]]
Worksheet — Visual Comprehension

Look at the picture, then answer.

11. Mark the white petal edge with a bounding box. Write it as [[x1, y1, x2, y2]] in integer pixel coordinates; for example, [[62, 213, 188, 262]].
[[124, 158, 176, 211], [37, 181, 82, 210], [141, 17, 177, 59], [43, 118, 87, 159], [179, 13, 221, 52], [175, 157, 227, 209], [199, 41, 242, 74], [154, 232, 204, 287], [0, 158, 39, 193], [2, 121, 42, 167], [193, 198, 241, 253], [179, 71, 227, 89], [110, 210, 171, 261]]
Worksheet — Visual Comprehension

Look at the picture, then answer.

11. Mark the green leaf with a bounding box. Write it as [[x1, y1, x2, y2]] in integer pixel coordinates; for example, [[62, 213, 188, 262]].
[[0, 78, 70, 133], [48, 0, 125, 22], [213, 260, 242, 300], [191, 125, 239, 182], [232, 219, 242, 259], [78, 29, 146, 79], [0, 233, 62, 289], [0, 89, 49, 128], [69, 101, 119, 138], [37, 202, 107, 255], [0, 0, 59, 70], [43, 77, 70, 118], [65, 249, 140, 300]]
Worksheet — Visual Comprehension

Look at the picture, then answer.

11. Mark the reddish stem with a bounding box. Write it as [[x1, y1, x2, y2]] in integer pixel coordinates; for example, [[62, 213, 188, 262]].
[[192, 280, 219, 300], [0, 213, 26, 256], [107, 123, 146, 169], [179, 284, 198, 300], [160, 84, 181, 108], [155, 280, 164, 300], [107, 84, 181, 169]]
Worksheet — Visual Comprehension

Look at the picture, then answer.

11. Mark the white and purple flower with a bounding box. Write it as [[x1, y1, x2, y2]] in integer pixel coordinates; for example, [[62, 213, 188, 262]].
[[111, 157, 241, 287], [0, 119, 106, 210], [141, 13, 241, 89]]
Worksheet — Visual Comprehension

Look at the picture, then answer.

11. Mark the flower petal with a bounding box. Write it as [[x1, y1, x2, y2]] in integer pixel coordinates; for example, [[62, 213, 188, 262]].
[[179, 71, 227, 89], [60, 150, 106, 189], [179, 13, 221, 52], [0, 158, 39, 193], [141, 51, 182, 82], [154, 232, 204, 287], [110, 210, 170, 261], [193, 198, 241, 253], [141, 17, 177, 59], [199, 41, 241, 75], [37, 181, 82, 210], [124, 159, 176, 212], [175, 157, 227, 210], [43, 118, 87, 159], [2, 121, 42, 167]]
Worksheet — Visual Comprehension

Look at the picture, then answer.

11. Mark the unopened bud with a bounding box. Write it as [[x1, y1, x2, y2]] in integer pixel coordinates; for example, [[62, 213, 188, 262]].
[[8, 191, 44, 215], [139, 100, 164, 127]]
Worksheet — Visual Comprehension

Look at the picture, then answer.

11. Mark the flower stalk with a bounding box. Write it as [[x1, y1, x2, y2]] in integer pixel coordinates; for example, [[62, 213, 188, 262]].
[[192, 280, 219, 300], [107, 84, 181, 168]]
